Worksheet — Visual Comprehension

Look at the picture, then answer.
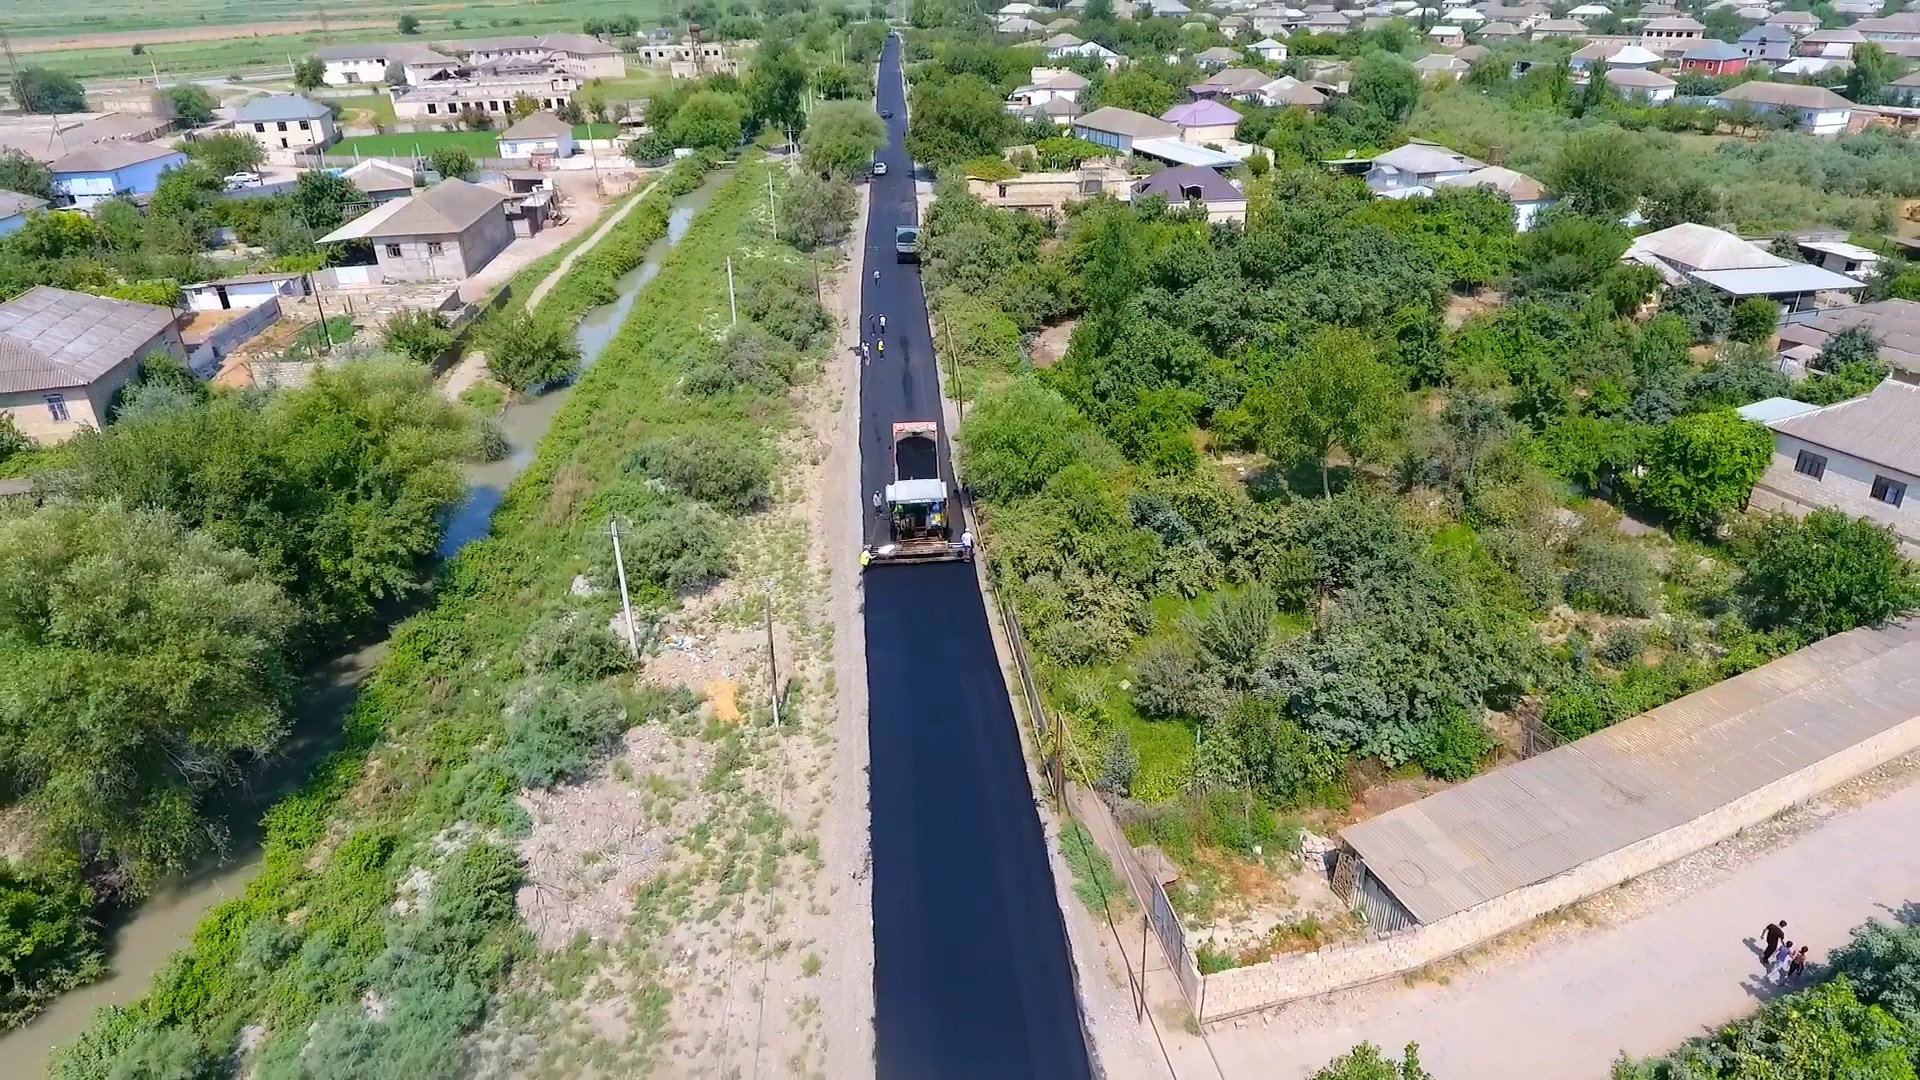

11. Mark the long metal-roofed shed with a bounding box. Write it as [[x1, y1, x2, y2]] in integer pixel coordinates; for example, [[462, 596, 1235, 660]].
[[1342, 621, 1920, 926]]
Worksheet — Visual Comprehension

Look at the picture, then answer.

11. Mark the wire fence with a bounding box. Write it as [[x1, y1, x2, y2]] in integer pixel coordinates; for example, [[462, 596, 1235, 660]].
[[985, 562, 1206, 1021]]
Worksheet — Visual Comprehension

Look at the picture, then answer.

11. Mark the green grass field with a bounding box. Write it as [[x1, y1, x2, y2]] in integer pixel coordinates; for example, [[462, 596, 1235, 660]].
[[2, 0, 665, 80], [334, 124, 622, 159]]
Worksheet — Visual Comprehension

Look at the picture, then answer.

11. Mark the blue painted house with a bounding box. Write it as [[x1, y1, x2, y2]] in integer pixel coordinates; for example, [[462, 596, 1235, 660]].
[[0, 189, 49, 235], [49, 141, 187, 209]]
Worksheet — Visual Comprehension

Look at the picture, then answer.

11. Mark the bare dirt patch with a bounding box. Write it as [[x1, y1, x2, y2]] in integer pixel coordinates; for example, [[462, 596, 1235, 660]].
[[1030, 318, 1076, 368], [475, 181, 876, 1080]]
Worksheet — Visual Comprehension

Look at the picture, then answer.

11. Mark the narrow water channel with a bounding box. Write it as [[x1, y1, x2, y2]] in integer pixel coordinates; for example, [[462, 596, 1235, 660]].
[[3, 170, 727, 1074]]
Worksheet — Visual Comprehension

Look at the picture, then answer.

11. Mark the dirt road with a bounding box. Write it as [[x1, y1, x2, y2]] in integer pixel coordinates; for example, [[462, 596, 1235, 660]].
[[1204, 779, 1920, 1078]]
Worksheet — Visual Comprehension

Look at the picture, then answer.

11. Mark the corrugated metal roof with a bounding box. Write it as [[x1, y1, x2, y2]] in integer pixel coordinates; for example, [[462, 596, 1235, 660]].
[[0, 286, 176, 393], [1735, 396, 1818, 424], [1770, 380, 1920, 476], [1689, 264, 1866, 296], [1344, 621, 1920, 924]]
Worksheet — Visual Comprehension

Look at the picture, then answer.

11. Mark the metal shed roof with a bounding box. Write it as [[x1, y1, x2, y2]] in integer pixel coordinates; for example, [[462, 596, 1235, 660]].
[[1688, 264, 1866, 296], [1343, 621, 1920, 924]]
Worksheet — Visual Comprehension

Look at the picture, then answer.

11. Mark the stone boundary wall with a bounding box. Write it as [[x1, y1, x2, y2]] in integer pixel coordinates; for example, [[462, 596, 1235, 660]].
[[1196, 708, 1920, 1021]]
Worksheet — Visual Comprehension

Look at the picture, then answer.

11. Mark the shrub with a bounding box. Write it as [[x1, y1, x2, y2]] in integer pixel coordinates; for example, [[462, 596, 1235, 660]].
[[1542, 674, 1625, 740], [626, 429, 773, 513], [1636, 410, 1773, 534], [623, 498, 732, 594], [737, 257, 830, 348], [1481, 527, 1561, 611], [517, 613, 629, 682], [1597, 625, 1645, 669], [1564, 533, 1658, 617], [1729, 297, 1778, 344], [0, 863, 103, 1027], [1415, 704, 1495, 781], [497, 682, 629, 788], [382, 309, 456, 365], [428, 146, 474, 181], [482, 309, 579, 391], [1734, 509, 1920, 642], [685, 326, 798, 396], [1096, 728, 1139, 796]]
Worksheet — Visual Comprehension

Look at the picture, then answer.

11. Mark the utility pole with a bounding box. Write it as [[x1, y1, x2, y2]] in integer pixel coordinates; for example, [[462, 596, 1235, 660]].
[[765, 590, 781, 727], [726, 255, 737, 326], [766, 167, 777, 239], [610, 520, 639, 658]]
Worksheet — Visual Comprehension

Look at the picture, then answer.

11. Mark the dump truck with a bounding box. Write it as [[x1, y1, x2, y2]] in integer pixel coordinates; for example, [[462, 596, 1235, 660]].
[[864, 421, 966, 566], [894, 224, 920, 262]]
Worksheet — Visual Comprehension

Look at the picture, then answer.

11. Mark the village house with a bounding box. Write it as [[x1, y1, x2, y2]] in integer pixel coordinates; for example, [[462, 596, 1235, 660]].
[[1248, 36, 1291, 61], [1534, 18, 1594, 37], [1641, 15, 1707, 53], [233, 95, 337, 163], [1738, 24, 1797, 62], [312, 43, 460, 87], [1257, 76, 1327, 110], [1478, 20, 1526, 40], [1412, 53, 1474, 81], [1073, 106, 1180, 153], [1428, 25, 1467, 47], [966, 159, 1134, 219], [1681, 40, 1750, 76], [0, 190, 48, 235], [1195, 45, 1245, 69], [0, 286, 183, 444], [1605, 67, 1679, 103], [341, 159, 417, 203], [1161, 100, 1244, 143], [1766, 10, 1821, 34], [1365, 141, 1484, 197], [1776, 299, 1920, 384], [1189, 67, 1272, 100], [496, 111, 577, 161], [1749, 380, 1920, 558], [48, 141, 187, 209], [182, 271, 307, 313], [317, 177, 512, 282], [1853, 12, 1920, 41], [1436, 165, 1554, 231], [1798, 27, 1864, 58], [442, 34, 625, 78], [1625, 222, 1866, 321], [1005, 68, 1089, 112], [391, 75, 578, 123], [1130, 166, 1248, 223], [1794, 237, 1881, 277], [1711, 81, 1855, 136]]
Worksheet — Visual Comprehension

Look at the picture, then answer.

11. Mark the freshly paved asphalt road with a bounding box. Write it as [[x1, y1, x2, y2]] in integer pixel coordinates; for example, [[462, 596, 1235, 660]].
[[860, 36, 1094, 1080]]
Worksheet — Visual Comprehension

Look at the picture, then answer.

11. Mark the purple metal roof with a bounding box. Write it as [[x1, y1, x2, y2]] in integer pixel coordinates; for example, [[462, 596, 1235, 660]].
[[1159, 99, 1243, 127]]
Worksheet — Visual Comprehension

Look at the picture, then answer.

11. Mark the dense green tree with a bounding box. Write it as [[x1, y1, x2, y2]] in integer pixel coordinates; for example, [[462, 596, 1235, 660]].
[[800, 100, 887, 180], [1313, 1042, 1433, 1079], [1349, 55, 1420, 122], [0, 149, 54, 201], [289, 168, 357, 233], [1637, 410, 1773, 533], [182, 132, 264, 179], [12, 68, 86, 114], [0, 504, 299, 893], [1247, 328, 1403, 497], [1845, 42, 1896, 104], [1093, 68, 1181, 115], [481, 308, 582, 391], [668, 90, 746, 150], [292, 56, 326, 91], [1735, 509, 1920, 642], [907, 75, 1016, 167], [1548, 130, 1645, 220], [743, 41, 808, 133], [428, 146, 475, 180], [381, 309, 455, 364], [164, 85, 217, 125], [61, 363, 477, 635], [397, 13, 421, 33], [781, 171, 857, 250], [1612, 979, 1913, 1079], [1730, 298, 1779, 345], [959, 377, 1119, 501], [1641, 175, 1722, 230], [0, 864, 101, 1028]]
